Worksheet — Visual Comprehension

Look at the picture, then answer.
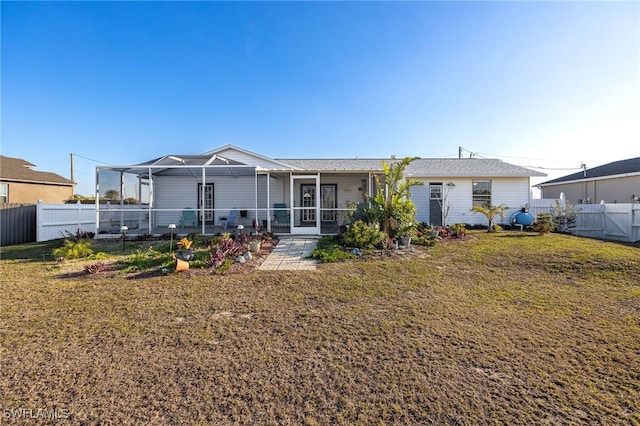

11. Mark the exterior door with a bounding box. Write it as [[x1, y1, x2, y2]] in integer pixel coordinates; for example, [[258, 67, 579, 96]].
[[321, 184, 337, 222], [291, 174, 320, 234], [301, 184, 316, 223], [198, 183, 214, 224], [429, 183, 443, 226]]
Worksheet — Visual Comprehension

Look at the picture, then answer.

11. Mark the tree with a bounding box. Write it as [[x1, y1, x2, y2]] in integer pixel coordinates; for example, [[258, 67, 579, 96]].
[[104, 189, 120, 200], [370, 157, 423, 238], [470, 204, 507, 232]]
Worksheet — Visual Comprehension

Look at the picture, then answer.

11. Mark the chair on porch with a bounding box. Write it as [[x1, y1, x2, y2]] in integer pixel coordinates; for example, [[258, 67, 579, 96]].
[[224, 209, 239, 229], [179, 208, 197, 228], [273, 203, 290, 227]]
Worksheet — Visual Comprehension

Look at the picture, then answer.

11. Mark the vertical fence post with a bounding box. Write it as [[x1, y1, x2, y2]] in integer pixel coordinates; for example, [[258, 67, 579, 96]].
[[77, 200, 82, 233]]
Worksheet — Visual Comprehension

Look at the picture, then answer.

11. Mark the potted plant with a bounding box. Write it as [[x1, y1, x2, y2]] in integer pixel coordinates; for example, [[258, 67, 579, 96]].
[[248, 235, 261, 252], [175, 237, 194, 270], [398, 222, 416, 247], [450, 223, 467, 238]]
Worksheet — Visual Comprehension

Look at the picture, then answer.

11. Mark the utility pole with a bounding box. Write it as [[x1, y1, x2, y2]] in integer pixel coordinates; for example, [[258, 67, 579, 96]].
[[459, 146, 463, 159], [70, 153, 76, 187]]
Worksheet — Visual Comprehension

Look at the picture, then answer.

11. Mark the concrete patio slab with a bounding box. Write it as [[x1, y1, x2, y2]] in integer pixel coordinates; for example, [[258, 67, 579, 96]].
[[259, 237, 319, 271]]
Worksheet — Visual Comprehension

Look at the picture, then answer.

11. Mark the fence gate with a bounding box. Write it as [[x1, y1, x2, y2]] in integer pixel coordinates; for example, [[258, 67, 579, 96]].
[[529, 199, 639, 243], [603, 204, 633, 242]]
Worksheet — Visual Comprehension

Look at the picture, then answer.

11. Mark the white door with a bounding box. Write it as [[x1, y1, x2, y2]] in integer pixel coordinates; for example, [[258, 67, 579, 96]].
[[291, 174, 320, 234], [198, 183, 214, 223]]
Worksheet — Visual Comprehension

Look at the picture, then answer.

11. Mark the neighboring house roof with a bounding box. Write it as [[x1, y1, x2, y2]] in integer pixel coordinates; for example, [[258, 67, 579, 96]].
[[537, 157, 640, 186], [0, 155, 74, 186]]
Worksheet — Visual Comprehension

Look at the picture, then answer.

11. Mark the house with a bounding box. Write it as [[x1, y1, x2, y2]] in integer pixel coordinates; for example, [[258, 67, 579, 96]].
[[0, 155, 74, 203], [536, 157, 640, 204], [94, 145, 545, 235]]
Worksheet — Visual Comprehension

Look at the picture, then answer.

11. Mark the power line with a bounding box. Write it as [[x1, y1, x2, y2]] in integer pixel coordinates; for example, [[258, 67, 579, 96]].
[[458, 147, 585, 171], [71, 153, 114, 166]]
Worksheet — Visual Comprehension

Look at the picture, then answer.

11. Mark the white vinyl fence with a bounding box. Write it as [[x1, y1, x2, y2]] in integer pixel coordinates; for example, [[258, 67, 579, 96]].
[[530, 198, 640, 243], [36, 201, 149, 242], [36, 199, 640, 243]]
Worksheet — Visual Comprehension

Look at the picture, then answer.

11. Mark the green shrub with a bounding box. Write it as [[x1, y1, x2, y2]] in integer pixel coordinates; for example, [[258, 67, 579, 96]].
[[123, 248, 173, 272], [52, 239, 94, 260], [316, 236, 342, 250], [531, 213, 554, 234], [342, 220, 385, 249], [214, 258, 234, 273], [311, 248, 356, 263], [550, 200, 580, 233]]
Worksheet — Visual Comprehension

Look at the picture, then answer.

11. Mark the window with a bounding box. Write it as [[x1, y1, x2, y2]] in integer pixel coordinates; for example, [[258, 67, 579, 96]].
[[0, 184, 7, 203], [429, 184, 442, 200], [472, 180, 491, 207]]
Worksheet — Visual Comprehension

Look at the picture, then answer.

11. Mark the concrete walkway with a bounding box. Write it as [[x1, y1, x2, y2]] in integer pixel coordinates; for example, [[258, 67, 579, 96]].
[[259, 237, 319, 271]]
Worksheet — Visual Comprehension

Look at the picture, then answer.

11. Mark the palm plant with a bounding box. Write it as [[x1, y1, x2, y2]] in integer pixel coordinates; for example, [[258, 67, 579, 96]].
[[470, 204, 507, 232], [370, 157, 423, 238]]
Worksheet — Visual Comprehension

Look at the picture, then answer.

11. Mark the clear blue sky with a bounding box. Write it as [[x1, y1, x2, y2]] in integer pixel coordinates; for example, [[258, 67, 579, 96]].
[[2, 1, 638, 196]]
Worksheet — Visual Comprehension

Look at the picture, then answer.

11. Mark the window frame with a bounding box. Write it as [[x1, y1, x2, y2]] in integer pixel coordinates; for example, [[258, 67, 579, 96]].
[[0, 183, 8, 203], [472, 180, 491, 207]]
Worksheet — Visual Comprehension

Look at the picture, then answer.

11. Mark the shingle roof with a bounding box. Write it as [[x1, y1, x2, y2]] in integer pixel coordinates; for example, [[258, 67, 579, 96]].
[[537, 157, 640, 186], [406, 158, 545, 177], [0, 155, 74, 185], [275, 158, 386, 172], [278, 157, 545, 177]]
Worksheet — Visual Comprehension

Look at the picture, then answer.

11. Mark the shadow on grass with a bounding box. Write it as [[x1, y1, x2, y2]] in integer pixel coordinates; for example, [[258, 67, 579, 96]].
[[0, 239, 63, 261]]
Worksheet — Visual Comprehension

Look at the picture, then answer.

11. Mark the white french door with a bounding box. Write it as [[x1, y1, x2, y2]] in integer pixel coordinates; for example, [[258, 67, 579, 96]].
[[198, 183, 214, 224]]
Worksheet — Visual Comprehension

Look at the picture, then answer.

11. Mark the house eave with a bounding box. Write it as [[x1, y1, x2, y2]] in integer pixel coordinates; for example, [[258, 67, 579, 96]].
[[536, 171, 640, 188], [0, 177, 74, 187]]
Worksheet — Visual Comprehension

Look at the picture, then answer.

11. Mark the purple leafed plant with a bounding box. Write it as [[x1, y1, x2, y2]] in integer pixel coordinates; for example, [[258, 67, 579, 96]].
[[207, 235, 244, 269]]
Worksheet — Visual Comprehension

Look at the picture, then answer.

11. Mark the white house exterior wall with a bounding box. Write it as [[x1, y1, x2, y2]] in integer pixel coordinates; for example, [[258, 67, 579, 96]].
[[319, 174, 369, 208], [490, 177, 533, 222], [154, 176, 198, 226], [411, 177, 532, 226], [155, 174, 260, 226]]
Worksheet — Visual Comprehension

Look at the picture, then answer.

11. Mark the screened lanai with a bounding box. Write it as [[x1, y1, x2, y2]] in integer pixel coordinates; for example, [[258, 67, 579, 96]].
[[95, 152, 376, 236], [95, 154, 279, 236]]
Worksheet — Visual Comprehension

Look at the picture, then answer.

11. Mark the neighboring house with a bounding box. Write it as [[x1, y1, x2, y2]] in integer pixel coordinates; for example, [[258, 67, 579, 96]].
[[536, 157, 640, 204], [0, 155, 74, 203], [95, 145, 545, 235]]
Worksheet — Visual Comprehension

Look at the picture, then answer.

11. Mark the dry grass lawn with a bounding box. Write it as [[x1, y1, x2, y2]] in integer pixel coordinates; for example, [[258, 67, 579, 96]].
[[1, 232, 639, 424]]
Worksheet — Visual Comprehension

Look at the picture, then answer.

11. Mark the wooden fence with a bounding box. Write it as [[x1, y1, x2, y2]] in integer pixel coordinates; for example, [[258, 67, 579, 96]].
[[530, 198, 640, 243], [0, 203, 37, 246]]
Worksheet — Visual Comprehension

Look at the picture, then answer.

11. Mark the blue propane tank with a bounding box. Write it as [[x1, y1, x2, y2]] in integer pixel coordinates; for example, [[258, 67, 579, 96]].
[[511, 209, 534, 227]]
